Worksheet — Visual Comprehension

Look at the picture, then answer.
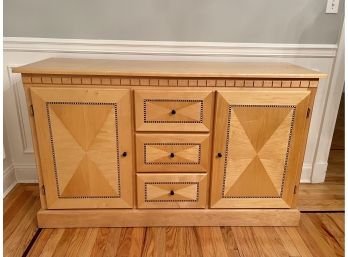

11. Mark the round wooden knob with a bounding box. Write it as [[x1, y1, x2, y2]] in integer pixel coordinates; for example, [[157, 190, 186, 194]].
[[170, 190, 175, 196], [171, 109, 176, 115], [170, 153, 175, 158], [122, 152, 127, 157], [217, 152, 223, 158]]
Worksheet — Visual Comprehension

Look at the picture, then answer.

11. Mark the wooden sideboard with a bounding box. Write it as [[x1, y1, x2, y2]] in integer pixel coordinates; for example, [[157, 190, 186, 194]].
[[14, 58, 326, 227]]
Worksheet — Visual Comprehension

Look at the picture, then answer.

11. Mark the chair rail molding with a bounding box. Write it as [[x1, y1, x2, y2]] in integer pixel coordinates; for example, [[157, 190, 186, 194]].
[[4, 37, 337, 57], [3, 37, 339, 189]]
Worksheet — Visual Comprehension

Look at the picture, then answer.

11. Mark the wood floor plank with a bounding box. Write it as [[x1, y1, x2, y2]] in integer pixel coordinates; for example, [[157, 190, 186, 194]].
[[28, 229, 54, 257], [90, 228, 111, 257], [308, 214, 344, 257], [328, 213, 345, 231], [75, 228, 98, 257], [51, 228, 77, 257], [253, 227, 289, 257], [186, 227, 204, 257], [195, 227, 228, 257], [285, 227, 314, 257], [102, 228, 122, 257], [4, 190, 38, 241], [114, 228, 133, 257], [164, 227, 203, 257], [231, 227, 265, 257], [141, 227, 166, 257], [297, 214, 338, 257], [165, 227, 185, 257], [127, 228, 146, 257], [64, 228, 89, 257], [266, 228, 294, 257], [3, 184, 26, 213], [252, 227, 287, 257], [321, 214, 344, 237], [275, 227, 301, 257], [220, 227, 240, 257], [298, 149, 344, 212], [38, 229, 65, 257], [4, 199, 40, 257]]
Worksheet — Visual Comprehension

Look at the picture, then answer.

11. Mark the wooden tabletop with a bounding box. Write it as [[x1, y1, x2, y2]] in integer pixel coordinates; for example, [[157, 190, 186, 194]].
[[13, 58, 326, 79]]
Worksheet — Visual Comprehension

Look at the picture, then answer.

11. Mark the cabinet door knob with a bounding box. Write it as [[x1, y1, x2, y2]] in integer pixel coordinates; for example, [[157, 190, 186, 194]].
[[170, 153, 175, 158], [122, 152, 127, 157], [170, 190, 175, 196], [217, 152, 223, 158], [171, 109, 176, 115]]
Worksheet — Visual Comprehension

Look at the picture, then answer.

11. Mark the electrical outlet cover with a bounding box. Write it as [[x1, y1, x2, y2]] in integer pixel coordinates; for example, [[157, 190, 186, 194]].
[[326, 0, 340, 14]]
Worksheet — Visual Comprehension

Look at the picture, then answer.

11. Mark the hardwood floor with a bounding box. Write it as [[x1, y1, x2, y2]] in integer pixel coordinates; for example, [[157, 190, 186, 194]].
[[3, 184, 41, 257], [3, 94, 344, 257], [3, 183, 344, 257], [298, 94, 344, 212], [298, 149, 344, 211]]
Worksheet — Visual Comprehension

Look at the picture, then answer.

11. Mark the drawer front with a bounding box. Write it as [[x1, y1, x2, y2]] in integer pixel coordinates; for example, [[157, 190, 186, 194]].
[[134, 90, 213, 132], [137, 173, 207, 208], [136, 134, 210, 172]]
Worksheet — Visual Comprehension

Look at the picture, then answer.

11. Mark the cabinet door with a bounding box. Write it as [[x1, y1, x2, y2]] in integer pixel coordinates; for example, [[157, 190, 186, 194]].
[[211, 90, 310, 208], [31, 87, 133, 209]]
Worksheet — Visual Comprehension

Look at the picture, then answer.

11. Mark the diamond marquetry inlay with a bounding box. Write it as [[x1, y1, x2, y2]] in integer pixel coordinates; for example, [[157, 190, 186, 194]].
[[145, 182, 199, 202], [223, 105, 295, 198], [144, 143, 201, 165], [144, 99, 203, 123], [47, 102, 120, 198]]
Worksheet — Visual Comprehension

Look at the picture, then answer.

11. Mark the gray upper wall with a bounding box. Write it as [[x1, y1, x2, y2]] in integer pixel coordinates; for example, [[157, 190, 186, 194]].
[[4, 0, 344, 44]]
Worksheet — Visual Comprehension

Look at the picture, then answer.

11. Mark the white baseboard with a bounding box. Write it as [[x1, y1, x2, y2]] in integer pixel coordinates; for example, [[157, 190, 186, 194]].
[[311, 162, 329, 183], [300, 163, 313, 183], [14, 164, 38, 183], [3, 164, 17, 197]]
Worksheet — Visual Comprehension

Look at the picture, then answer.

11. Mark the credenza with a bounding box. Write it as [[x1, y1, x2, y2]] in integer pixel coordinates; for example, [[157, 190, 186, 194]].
[[14, 58, 325, 227]]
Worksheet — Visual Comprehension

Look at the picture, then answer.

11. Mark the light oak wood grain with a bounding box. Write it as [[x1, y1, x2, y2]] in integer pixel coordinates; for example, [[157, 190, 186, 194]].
[[134, 89, 213, 132], [210, 90, 310, 208], [23, 84, 48, 209], [16, 59, 327, 228], [137, 173, 208, 208], [136, 134, 210, 172], [30, 87, 133, 209], [22, 75, 320, 89], [13, 58, 326, 78], [36, 208, 300, 227]]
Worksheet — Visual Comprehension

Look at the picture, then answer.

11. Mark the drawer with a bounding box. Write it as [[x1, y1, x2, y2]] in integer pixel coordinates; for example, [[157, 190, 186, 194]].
[[134, 90, 213, 132], [136, 134, 210, 172], [137, 173, 207, 208]]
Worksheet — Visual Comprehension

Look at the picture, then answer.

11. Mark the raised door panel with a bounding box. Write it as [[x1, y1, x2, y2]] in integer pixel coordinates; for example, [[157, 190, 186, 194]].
[[211, 90, 310, 208], [30, 87, 133, 209], [136, 134, 210, 172], [134, 90, 213, 132], [137, 173, 207, 208]]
